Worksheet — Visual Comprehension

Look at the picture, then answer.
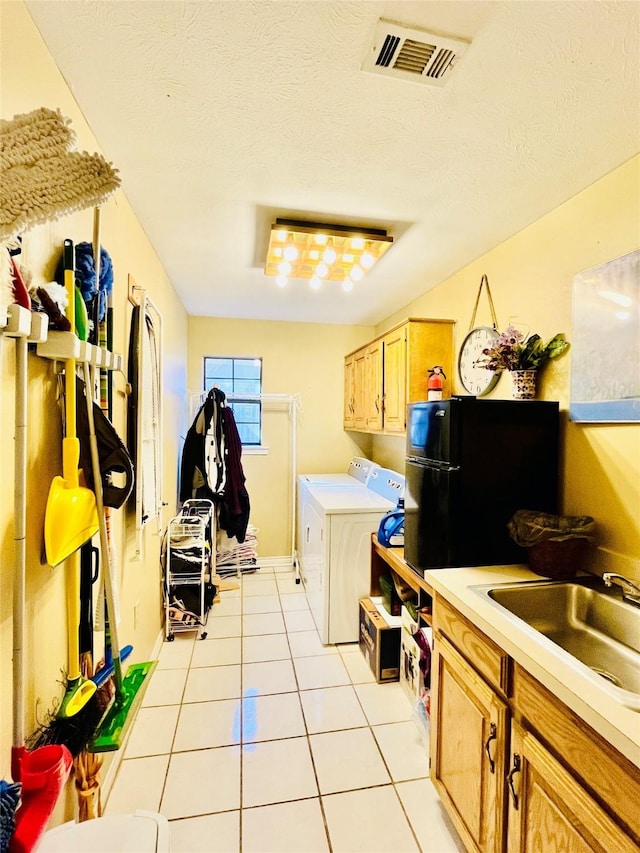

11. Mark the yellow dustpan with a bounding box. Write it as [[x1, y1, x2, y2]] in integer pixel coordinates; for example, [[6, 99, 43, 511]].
[[44, 239, 99, 568]]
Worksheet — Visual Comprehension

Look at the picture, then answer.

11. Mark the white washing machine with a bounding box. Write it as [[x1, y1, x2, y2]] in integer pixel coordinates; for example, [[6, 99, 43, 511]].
[[297, 467, 404, 644], [297, 456, 378, 488]]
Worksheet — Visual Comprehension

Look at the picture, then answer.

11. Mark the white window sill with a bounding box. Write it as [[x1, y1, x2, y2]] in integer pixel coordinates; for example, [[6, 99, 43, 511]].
[[243, 445, 269, 455]]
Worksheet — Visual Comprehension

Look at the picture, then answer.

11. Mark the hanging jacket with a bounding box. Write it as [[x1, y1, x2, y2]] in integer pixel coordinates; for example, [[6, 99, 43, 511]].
[[180, 389, 250, 542], [218, 405, 250, 543], [76, 376, 134, 509]]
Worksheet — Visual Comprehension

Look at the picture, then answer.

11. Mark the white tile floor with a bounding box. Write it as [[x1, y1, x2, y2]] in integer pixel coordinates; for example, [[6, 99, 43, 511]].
[[105, 568, 464, 852]]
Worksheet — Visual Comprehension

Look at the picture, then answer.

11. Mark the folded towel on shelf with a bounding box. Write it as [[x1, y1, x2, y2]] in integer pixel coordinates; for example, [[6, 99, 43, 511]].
[[216, 524, 259, 571]]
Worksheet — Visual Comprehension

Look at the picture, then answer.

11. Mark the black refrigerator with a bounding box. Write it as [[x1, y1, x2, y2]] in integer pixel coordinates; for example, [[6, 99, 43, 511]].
[[404, 396, 559, 576]]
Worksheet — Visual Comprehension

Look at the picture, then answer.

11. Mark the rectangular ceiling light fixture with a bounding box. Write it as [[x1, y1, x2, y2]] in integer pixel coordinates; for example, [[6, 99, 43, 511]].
[[265, 218, 393, 291]]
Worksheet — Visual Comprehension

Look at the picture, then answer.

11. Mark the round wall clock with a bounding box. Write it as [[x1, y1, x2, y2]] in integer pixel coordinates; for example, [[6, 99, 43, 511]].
[[458, 325, 501, 397]]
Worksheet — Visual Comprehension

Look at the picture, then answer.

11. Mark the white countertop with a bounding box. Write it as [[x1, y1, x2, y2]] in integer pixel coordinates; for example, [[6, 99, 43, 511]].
[[423, 565, 640, 769]]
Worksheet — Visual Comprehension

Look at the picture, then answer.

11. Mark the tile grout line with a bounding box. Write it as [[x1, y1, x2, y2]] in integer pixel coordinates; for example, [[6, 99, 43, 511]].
[[280, 581, 335, 853], [126, 569, 431, 850]]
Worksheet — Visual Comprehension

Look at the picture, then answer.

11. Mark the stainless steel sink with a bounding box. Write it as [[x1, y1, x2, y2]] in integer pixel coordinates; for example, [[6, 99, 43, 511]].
[[472, 577, 640, 709]]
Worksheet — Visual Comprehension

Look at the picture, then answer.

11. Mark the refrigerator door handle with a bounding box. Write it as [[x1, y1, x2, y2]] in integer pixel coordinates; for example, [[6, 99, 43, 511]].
[[407, 456, 459, 472]]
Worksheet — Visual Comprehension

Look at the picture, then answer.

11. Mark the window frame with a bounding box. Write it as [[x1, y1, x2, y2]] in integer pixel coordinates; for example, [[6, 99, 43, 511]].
[[203, 356, 264, 449]]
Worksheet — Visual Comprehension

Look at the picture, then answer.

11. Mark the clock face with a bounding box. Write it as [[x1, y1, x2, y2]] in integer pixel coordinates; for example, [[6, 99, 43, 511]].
[[458, 326, 501, 397]]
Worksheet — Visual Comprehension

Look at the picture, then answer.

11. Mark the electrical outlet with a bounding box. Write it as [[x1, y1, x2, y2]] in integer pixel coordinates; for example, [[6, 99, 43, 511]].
[[133, 600, 140, 629]]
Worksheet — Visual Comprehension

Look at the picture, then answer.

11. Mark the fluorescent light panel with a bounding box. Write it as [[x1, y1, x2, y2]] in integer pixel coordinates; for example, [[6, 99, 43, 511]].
[[265, 218, 393, 284]]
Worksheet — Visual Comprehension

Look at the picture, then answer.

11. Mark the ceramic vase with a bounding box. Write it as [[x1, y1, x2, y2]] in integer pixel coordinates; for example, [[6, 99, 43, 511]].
[[511, 369, 537, 400]]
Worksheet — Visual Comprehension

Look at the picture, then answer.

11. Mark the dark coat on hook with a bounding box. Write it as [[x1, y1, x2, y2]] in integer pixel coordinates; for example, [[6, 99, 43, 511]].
[[180, 388, 250, 543]]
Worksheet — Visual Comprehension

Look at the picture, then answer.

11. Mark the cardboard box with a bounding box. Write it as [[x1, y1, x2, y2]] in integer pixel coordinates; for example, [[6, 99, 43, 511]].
[[401, 604, 419, 636], [400, 628, 423, 702], [359, 597, 401, 682]]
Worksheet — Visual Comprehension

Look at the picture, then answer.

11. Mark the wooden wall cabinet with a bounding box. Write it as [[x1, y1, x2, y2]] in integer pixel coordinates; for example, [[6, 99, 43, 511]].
[[431, 595, 640, 853], [365, 339, 384, 431], [344, 317, 455, 435], [344, 352, 355, 429], [344, 347, 367, 431]]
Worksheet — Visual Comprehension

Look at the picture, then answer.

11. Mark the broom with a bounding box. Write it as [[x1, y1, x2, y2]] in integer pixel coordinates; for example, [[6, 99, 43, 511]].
[[83, 356, 157, 752], [86, 209, 156, 752]]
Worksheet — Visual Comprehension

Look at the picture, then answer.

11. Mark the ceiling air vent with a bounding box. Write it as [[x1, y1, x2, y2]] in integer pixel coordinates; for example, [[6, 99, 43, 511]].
[[362, 20, 470, 87]]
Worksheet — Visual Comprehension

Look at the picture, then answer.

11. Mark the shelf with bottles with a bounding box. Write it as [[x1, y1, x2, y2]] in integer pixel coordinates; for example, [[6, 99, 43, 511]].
[[370, 533, 433, 626]]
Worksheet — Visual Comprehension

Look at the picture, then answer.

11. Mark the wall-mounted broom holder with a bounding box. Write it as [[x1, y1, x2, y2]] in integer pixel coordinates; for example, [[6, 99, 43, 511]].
[[2, 304, 49, 342], [2, 306, 123, 369], [36, 328, 122, 369]]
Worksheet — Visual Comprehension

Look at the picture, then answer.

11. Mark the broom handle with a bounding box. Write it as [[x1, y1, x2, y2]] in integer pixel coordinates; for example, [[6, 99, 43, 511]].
[[82, 359, 123, 693], [13, 334, 27, 749], [65, 550, 82, 682], [85, 210, 124, 694], [63, 239, 79, 487], [63, 240, 82, 682]]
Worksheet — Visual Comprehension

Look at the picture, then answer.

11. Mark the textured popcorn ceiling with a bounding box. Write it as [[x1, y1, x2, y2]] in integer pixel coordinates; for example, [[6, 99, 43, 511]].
[[25, 1, 640, 325]]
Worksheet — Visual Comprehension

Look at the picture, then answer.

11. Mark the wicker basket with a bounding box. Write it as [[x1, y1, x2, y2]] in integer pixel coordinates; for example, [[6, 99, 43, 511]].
[[527, 537, 589, 580]]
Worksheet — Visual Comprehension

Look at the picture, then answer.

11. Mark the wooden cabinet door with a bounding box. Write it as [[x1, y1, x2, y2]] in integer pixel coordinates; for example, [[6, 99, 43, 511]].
[[506, 721, 638, 853], [344, 354, 355, 429], [365, 339, 383, 431], [431, 633, 508, 853], [382, 324, 407, 433], [352, 347, 367, 430]]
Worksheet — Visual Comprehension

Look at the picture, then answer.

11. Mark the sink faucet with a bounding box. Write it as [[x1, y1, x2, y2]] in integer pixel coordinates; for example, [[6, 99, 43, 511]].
[[602, 573, 640, 607]]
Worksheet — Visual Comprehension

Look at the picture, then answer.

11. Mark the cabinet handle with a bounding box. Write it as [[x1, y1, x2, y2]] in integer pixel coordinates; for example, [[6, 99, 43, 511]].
[[306, 526, 310, 543], [484, 723, 497, 774], [507, 753, 521, 810], [375, 396, 380, 412]]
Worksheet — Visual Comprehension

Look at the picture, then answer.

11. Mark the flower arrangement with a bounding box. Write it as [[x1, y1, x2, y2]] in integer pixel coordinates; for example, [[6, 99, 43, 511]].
[[475, 325, 570, 373]]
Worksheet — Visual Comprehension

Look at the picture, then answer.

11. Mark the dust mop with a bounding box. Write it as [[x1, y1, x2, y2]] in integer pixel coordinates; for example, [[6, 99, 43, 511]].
[[0, 107, 120, 243]]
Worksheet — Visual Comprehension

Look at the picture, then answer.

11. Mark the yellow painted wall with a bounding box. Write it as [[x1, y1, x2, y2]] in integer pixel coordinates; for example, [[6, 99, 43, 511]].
[[187, 317, 373, 556], [372, 155, 640, 580], [0, 0, 188, 815]]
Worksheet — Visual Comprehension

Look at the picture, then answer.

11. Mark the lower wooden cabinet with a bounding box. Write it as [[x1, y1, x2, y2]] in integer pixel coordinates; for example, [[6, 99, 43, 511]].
[[506, 720, 638, 853], [431, 634, 508, 853], [431, 594, 640, 853]]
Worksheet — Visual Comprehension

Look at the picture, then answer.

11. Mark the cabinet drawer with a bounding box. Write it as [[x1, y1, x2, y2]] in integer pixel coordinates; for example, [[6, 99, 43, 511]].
[[512, 664, 640, 845], [435, 595, 509, 695]]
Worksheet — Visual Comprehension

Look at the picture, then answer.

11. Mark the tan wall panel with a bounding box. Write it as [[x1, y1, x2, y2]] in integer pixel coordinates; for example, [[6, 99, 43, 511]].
[[188, 317, 373, 556]]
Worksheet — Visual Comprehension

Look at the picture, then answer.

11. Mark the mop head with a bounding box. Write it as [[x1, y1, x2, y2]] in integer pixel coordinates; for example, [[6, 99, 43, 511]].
[[90, 661, 157, 753], [0, 107, 121, 243], [0, 107, 74, 169], [0, 780, 21, 853], [75, 242, 114, 322]]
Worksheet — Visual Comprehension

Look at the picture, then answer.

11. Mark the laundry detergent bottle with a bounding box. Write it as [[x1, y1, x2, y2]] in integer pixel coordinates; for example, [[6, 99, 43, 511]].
[[377, 498, 405, 547]]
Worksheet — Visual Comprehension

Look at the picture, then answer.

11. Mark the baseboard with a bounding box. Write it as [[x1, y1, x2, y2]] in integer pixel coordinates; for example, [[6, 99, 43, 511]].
[[256, 556, 295, 570]]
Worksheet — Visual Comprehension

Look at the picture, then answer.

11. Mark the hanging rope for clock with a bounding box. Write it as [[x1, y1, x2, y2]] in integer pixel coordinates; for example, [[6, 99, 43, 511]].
[[468, 274, 499, 332]]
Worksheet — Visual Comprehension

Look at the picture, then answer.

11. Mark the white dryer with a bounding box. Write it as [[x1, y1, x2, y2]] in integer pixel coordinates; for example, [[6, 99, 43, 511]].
[[297, 467, 404, 645], [297, 456, 378, 488]]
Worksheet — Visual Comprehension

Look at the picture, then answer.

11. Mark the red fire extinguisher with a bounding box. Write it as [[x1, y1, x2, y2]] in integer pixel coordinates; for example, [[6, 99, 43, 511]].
[[427, 366, 446, 401]]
